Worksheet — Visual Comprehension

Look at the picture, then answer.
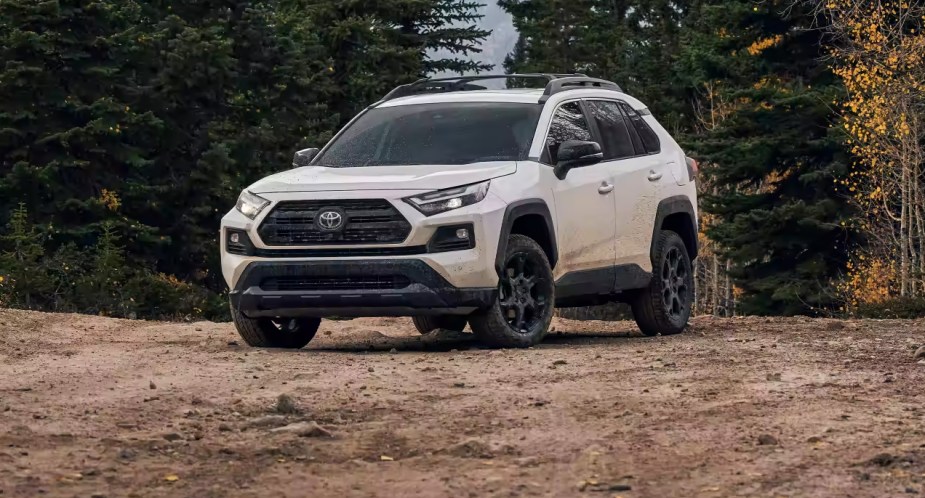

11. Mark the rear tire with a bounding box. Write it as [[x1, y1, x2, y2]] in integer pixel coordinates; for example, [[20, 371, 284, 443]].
[[230, 304, 320, 349], [470, 234, 555, 348], [412, 315, 468, 335], [631, 230, 693, 336]]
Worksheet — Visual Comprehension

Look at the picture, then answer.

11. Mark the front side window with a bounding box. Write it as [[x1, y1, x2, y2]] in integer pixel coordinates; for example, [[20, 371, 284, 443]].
[[544, 101, 592, 163], [315, 103, 542, 167], [586, 100, 635, 160]]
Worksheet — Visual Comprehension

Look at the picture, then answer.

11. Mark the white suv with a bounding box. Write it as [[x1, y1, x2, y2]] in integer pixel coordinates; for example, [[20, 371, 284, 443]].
[[220, 74, 698, 349]]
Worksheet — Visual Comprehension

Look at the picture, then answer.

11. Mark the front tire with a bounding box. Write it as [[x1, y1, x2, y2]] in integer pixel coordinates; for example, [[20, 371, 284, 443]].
[[230, 304, 320, 349], [470, 234, 555, 348], [631, 230, 693, 336], [412, 315, 468, 335]]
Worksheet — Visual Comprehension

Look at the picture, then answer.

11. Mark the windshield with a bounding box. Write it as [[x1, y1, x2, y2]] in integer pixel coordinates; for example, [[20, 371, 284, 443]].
[[315, 103, 542, 167]]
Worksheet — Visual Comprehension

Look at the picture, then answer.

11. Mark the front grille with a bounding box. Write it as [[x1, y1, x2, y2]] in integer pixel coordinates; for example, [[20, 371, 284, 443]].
[[260, 275, 412, 292], [258, 199, 411, 246]]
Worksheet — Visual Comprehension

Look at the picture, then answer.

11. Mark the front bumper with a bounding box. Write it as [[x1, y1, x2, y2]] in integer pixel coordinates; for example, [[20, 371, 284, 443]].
[[230, 260, 496, 318]]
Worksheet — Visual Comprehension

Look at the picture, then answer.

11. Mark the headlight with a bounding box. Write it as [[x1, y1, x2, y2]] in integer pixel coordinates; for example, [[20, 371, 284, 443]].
[[403, 181, 490, 216], [235, 190, 270, 219]]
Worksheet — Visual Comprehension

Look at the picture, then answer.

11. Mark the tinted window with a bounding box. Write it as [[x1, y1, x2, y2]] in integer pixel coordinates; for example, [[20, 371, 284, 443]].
[[545, 102, 592, 162], [587, 100, 635, 160], [619, 103, 660, 154], [316, 103, 542, 167]]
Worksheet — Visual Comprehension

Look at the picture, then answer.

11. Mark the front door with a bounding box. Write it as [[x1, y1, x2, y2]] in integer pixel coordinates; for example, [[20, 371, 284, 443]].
[[545, 101, 618, 281]]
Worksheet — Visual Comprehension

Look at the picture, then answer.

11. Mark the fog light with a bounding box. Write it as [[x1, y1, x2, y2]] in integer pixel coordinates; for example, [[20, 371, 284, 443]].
[[455, 228, 470, 239], [230, 233, 241, 244]]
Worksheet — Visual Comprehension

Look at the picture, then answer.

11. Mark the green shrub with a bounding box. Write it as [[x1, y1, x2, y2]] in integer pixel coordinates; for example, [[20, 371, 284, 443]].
[[0, 205, 229, 321], [853, 297, 925, 319]]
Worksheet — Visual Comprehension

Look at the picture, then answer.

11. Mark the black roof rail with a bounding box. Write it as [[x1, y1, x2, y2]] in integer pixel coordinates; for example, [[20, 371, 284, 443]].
[[377, 73, 591, 103], [539, 77, 622, 103]]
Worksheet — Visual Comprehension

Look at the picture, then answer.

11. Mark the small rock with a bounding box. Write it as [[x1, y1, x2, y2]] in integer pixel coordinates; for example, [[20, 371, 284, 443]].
[[149, 381, 156, 390], [389, 348, 398, 354], [514, 456, 540, 467], [552, 359, 567, 366], [441, 438, 493, 459], [245, 415, 288, 429], [218, 424, 233, 432], [868, 452, 895, 467], [826, 321, 845, 331], [452, 382, 465, 388], [757, 434, 779, 446], [228, 340, 239, 346], [162, 432, 183, 442], [905, 487, 918, 494], [368, 367, 375, 373], [117, 448, 137, 460], [91, 493, 107, 498], [274, 394, 299, 415], [766, 373, 782, 381], [915, 346, 925, 360], [270, 421, 333, 438], [807, 436, 823, 443]]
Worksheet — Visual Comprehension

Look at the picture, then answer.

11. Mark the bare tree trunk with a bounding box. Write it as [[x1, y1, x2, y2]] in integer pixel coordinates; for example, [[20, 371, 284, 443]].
[[711, 255, 719, 315], [901, 164, 910, 297], [725, 259, 733, 317], [915, 169, 925, 296]]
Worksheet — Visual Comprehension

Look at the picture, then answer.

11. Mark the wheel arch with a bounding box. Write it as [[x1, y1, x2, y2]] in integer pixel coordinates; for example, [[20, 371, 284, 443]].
[[495, 199, 558, 274], [651, 196, 698, 264]]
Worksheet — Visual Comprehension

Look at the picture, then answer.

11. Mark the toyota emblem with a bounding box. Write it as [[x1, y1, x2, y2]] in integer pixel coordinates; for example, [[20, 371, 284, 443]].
[[317, 210, 344, 231]]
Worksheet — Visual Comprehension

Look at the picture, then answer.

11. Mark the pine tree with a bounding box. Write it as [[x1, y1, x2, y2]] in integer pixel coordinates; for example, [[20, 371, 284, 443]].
[[0, 0, 494, 318], [297, 0, 491, 122], [0, 204, 51, 309], [500, 0, 693, 127], [0, 0, 162, 246], [681, 1, 853, 315]]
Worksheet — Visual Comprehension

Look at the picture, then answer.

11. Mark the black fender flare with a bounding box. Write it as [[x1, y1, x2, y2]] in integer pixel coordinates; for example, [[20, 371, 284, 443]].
[[494, 199, 558, 274], [651, 195, 699, 263]]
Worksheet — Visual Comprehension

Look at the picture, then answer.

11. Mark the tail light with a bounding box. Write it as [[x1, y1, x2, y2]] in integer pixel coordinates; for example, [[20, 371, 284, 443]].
[[685, 157, 699, 181]]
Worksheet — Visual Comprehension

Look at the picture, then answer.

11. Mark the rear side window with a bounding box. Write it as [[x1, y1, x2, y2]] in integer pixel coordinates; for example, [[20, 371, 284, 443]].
[[619, 103, 660, 154], [586, 100, 635, 160], [544, 101, 592, 163]]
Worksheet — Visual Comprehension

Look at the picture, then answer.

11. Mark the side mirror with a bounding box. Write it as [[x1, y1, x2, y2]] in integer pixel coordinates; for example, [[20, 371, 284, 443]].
[[554, 140, 603, 179], [293, 148, 320, 167]]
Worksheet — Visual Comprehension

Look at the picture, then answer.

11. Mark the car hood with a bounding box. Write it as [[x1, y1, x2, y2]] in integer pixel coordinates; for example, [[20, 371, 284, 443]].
[[248, 162, 517, 194]]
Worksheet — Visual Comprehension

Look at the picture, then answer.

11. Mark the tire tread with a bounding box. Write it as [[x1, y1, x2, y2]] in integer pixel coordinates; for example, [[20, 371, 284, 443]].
[[470, 234, 554, 348], [631, 230, 691, 336]]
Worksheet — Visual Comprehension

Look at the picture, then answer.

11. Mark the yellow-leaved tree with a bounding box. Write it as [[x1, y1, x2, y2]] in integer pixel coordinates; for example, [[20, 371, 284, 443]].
[[818, 0, 925, 310]]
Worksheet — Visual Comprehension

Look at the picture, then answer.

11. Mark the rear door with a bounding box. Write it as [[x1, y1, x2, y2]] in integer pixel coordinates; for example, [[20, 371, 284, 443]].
[[617, 102, 671, 271], [584, 99, 657, 273]]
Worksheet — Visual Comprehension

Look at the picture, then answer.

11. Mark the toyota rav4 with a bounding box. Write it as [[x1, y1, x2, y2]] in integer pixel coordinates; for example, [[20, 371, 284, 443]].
[[221, 74, 698, 349]]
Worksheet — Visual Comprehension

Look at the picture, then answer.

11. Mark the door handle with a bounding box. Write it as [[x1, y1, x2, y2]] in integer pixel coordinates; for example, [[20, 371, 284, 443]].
[[598, 182, 615, 194], [647, 171, 663, 182]]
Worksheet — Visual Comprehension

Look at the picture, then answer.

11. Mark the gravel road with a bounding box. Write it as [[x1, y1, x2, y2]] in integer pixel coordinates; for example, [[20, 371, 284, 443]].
[[1, 309, 923, 497]]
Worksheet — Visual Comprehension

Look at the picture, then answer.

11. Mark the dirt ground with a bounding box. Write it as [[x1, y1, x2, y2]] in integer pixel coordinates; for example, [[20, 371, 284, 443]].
[[1, 309, 924, 498]]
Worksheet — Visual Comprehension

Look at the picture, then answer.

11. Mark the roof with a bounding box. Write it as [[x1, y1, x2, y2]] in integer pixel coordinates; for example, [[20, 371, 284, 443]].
[[375, 87, 645, 112], [376, 89, 547, 108]]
